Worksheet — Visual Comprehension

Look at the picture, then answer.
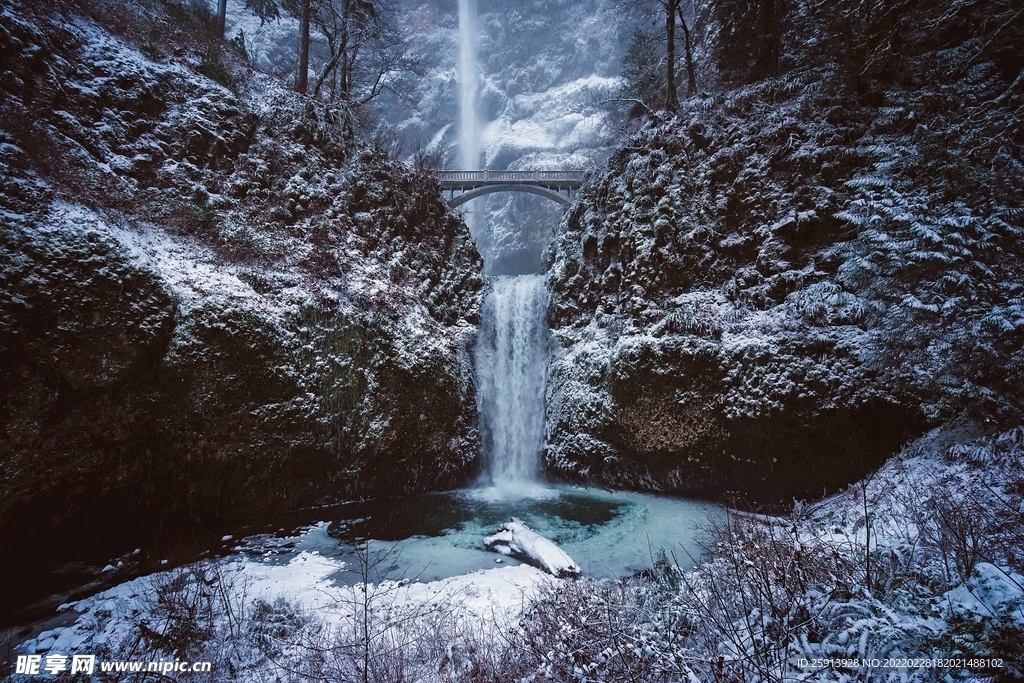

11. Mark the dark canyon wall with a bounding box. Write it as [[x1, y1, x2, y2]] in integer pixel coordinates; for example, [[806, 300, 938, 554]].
[[545, 1, 1024, 502], [0, 0, 484, 603]]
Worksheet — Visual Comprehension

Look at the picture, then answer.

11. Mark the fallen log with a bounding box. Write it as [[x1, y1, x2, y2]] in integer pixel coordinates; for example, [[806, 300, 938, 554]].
[[483, 517, 581, 578]]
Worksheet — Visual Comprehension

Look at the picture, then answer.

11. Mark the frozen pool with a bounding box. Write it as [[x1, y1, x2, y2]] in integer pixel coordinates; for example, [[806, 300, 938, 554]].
[[235, 485, 724, 585]]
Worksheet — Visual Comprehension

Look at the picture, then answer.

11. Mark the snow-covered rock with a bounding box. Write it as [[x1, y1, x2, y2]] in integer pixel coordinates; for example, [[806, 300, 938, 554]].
[[484, 517, 581, 578]]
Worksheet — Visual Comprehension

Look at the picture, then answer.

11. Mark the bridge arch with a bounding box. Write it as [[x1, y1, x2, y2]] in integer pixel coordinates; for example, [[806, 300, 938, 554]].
[[447, 183, 571, 208], [438, 170, 584, 210]]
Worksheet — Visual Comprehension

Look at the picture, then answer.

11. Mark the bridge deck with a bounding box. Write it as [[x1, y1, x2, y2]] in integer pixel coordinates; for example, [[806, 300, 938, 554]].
[[437, 170, 584, 189]]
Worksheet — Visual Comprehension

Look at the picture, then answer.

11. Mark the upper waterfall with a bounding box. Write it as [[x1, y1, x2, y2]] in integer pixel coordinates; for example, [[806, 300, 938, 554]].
[[457, 0, 480, 171]]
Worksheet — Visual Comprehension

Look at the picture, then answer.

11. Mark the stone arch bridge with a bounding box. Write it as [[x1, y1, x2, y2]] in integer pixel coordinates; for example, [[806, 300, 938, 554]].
[[437, 170, 584, 208]]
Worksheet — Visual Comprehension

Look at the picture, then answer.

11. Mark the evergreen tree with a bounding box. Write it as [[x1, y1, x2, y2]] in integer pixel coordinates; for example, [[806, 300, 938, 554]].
[[713, 0, 783, 83], [620, 27, 664, 115]]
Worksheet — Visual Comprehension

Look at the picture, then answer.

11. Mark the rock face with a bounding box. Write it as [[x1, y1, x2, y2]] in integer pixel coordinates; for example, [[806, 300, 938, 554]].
[[0, 0, 484, 604], [546, 61, 1023, 501]]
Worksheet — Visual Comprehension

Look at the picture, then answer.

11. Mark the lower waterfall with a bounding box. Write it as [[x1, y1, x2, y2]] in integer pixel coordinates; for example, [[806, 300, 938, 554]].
[[475, 274, 549, 489]]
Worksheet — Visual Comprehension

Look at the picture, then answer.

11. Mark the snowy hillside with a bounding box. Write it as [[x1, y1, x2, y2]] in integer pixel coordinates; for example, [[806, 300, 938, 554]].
[[3, 0, 1024, 678]]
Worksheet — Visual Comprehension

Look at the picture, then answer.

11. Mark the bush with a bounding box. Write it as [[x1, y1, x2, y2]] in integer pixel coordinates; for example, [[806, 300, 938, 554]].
[[249, 597, 309, 659], [199, 46, 235, 88]]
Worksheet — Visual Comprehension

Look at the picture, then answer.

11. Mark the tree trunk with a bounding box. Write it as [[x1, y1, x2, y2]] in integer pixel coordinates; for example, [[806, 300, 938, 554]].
[[759, 0, 779, 78], [216, 0, 227, 38], [676, 3, 697, 96], [665, 0, 679, 111], [296, 0, 311, 94], [339, 0, 351, 100], [313, 41, 344, 98], [338, 0, 355, 142]]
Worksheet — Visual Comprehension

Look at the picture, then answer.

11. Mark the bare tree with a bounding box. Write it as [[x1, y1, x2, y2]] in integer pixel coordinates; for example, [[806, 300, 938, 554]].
[[311, 0, 377, 100], [619, 0, 703, 112], [316, 0, 417, 102], [309, 0, 420, 141], [676, 0, 697, 96], [243, 0, 417, 110], [243, 0, 311, 93]]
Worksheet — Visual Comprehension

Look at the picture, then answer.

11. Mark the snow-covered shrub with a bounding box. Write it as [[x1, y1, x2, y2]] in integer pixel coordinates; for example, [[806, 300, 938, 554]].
[[249, 597, 309, 660], [198, 45, 237, 88], [935, 563, 1024, 678], [870, 427, 1024, 588], [147, 567, 219, 656], [486, 508, 933, 683], [663, 297, 724, 338], [675, 511, 863, 683], [511, 577, 697, 683]]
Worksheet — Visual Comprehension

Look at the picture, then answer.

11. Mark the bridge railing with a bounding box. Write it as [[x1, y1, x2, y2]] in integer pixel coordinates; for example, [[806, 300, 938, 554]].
[[437, 170, 585, 184]]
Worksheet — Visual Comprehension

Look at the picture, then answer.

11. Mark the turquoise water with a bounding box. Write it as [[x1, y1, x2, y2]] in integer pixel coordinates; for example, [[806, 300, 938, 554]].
[[242, 485, 724, 585]]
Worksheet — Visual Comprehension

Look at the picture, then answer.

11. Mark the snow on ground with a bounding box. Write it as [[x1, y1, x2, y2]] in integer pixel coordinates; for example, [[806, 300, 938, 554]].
[[16, 548, 553, 661], [103, 208, 298, 318], [791, 425, 1024, 644], [803, 424, 1020, 550], [945, 563, 1024, 628]]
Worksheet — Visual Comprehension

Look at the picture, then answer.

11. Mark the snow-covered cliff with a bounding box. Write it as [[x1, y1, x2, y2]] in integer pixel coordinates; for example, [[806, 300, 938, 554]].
[[0, 0, 483, 613], [544, 15, 1024, 501]]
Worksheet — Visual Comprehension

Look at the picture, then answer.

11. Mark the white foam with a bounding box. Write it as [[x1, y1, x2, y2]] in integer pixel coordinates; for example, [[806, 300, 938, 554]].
[[475, 274, 549, 485], [465, 482, 561, 502]]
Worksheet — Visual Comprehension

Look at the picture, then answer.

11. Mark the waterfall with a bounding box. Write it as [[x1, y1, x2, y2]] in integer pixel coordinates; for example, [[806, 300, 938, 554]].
[[460, 2, 548, 492], [457, 0, 480, 171], [476, 275, 549, 488]]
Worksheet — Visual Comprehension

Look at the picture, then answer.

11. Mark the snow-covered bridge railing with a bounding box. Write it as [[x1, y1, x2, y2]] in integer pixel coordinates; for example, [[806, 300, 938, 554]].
[[437, 170, 585, 208]]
